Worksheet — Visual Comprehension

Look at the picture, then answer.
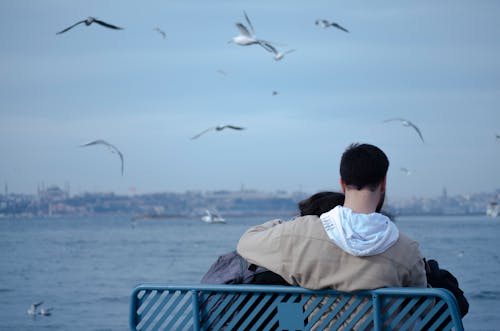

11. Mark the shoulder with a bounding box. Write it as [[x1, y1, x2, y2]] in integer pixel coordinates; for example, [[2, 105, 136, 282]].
[[384, 231, 424, 267], [395, 232, 421, 249], [279, 215, 332, 241], [283, 215, 322, 230]]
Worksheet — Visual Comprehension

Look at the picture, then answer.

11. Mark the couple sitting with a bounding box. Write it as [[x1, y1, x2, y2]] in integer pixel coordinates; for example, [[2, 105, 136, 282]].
[[202, 143, 468, 322]]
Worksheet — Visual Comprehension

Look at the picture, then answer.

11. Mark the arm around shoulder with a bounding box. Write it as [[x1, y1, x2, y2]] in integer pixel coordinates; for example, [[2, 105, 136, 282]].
[[236, 219, 284, 273]]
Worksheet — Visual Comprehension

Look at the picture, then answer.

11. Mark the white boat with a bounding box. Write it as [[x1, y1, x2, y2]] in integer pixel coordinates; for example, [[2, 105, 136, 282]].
[[201, 209, 226, 223], [486, 202, 499, 218]]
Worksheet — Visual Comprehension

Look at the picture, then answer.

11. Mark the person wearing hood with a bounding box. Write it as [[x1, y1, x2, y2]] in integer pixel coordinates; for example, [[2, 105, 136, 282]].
[[237, 143, 427, 291]]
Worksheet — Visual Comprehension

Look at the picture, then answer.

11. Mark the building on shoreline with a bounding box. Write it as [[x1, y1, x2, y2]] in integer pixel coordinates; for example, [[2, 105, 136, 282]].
[[0, 186, 498, 218]]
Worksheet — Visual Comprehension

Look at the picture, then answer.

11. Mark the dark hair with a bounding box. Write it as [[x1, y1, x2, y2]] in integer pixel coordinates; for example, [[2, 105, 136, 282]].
[[340, 143, 389, 191], [298, 191, 345, 216]]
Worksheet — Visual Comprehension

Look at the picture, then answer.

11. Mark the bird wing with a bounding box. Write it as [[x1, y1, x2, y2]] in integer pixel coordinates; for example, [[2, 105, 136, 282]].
[[56, 20, 86, 34], [118, 151, 124, 176], [223, 125, 245, 130], [33, 301, 44, 308], [154, 28, 166, 38], [243, 11, 256, 35], [382, 118, 407, 123], [235, 22, 252, 37], [258, 41, 278, 54], [79, 140, 124, 174], [191, 127, 215, 140], [93, 19, 123, 30], [332, 23, 349, 33], [80, 139, 109, 148], [284, 48, 297, 55], [408, 122, 425, 143]]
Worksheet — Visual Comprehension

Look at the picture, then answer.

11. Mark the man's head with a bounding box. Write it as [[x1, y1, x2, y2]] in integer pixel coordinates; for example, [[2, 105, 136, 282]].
[[340, 143, 389, 192]]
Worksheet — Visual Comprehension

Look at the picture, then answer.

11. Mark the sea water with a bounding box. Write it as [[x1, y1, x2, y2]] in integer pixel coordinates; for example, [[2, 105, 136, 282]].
[[0, 215, 499, 330]]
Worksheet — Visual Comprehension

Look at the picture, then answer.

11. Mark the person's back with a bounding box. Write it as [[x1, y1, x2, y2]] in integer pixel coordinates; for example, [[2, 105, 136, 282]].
[[237, 214, 425, 291], [237, 143, 427, 291]]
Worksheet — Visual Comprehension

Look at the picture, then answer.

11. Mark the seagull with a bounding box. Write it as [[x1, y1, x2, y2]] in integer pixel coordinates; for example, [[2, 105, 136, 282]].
[[154, 27, 166, 39], [264, 44, 296, 61], [383, 118, 425, 143], [39, 307, 53, 316], [400, 167, 412, 175], [79, 139, 124, 176], [228, 11, 276, 53], [496, 134, 500, 141], [315, 19, 349, 33], [56, 17, 123, 34], [191, 125, 245, 140], [216, 69, 228, 76], [27, 301, 43, 316], [272, 91, 278, 96]]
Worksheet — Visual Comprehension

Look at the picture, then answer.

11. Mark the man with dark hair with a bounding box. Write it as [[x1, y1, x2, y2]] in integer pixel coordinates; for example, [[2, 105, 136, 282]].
[[237, 143, 427, 291]]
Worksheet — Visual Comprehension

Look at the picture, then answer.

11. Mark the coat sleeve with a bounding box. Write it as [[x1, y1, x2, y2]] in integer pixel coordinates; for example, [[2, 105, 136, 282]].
[[406, 254, 428, 288], [236, 219, 284, 275]]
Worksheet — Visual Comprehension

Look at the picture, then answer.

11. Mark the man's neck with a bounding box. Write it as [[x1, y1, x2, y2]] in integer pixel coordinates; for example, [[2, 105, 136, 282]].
[[343, 188, 381, 214]]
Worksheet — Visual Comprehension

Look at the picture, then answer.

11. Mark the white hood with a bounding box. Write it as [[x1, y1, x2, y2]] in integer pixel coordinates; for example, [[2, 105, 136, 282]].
[[320, 206, 399, 256]]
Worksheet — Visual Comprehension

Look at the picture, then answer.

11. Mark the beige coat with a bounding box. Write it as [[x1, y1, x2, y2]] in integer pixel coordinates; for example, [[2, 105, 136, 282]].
[[237, 215, 427, 291]]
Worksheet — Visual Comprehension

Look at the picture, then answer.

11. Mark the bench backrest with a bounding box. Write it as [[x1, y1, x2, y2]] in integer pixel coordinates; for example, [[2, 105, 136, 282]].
[[130, 284, 464, 331]]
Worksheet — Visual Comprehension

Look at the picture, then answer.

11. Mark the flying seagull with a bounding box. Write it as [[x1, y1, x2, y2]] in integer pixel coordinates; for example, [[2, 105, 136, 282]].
[[265, 44, 297, 61], [56, 17, 123, 34], [383, 118, 425, 143], [154, 27, 166, 39], [400, 167, 412, 176], [79, 139, 124, 176], [216, 69, 228, 76], [496, 134, 500, 141], [228, 11, 276, 53], [315, 19, 349, 33], [191, 125, 245, 140], [27, 302, 43, 316]]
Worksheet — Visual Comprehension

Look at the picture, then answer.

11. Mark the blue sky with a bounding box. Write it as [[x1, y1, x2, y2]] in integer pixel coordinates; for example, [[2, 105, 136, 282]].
[[1, 0, 499, 200]]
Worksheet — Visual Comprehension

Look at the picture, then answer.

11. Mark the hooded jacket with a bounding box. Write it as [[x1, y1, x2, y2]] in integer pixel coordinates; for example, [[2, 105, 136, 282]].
[[237, 207, 427, 291]]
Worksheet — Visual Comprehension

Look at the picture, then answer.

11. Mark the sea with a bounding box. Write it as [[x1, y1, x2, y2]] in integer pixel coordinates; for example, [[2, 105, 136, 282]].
[[0, 214, 499, 331]]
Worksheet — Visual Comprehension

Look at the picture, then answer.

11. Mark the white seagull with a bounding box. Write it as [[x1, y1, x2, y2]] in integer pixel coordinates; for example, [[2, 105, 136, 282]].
[[383, 118, 425, 143], [56, 17, 123, 34], [265, 44, 297, 61], [315, 19, 349, 33], [228, 11, 276, 53], [27, 301, 43, 316], [39, 307, 53, 316], [154, 27, 166, 39], [191, 125, 245, 140], [79, 139, 124, 176]]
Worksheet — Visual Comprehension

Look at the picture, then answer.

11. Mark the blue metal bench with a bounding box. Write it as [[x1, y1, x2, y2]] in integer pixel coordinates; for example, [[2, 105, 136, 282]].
[[130, 284, 464, 331]]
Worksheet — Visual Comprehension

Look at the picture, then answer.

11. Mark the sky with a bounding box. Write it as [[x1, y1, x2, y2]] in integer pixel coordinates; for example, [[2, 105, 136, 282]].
[[0, 0, 499, 201]]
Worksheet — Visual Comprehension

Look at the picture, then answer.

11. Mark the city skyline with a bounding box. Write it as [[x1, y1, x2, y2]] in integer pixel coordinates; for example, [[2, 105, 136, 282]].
[[1, 1, 499, 200]]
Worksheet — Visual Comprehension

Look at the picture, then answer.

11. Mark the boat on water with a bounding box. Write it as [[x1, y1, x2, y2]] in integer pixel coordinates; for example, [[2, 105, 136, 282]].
[[201, 209, 226, 223], [486, 202, 499, 218]]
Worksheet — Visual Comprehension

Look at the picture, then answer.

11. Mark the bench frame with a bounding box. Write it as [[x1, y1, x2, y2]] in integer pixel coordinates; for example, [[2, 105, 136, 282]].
[[130, 284, 464, 331]]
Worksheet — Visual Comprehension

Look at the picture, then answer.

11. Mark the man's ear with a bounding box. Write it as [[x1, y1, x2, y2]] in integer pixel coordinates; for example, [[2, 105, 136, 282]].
[[380, 176, 387, 193], [340, 178, 346, 193]]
